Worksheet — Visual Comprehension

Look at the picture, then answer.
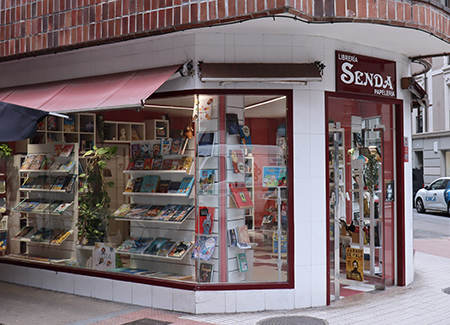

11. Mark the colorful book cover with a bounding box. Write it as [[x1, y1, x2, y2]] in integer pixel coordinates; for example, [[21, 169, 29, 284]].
[[51, 229, 73, 244], [140, 144, 151, 158], [170, 138, 182, 154], [53, 201, 74, 214], [140, 175, 160, 193], [151, 159, 162, 170], [196, 206, 214, 234], [168, 241, 193, 258], [132, 177, 143, 192], [156, 204, 180, 221], [199, 263, 214, 282], [126, 204, 150, 219], [178, 156, 193, 172], [40, 157, 54, 170], [156, 240, 176, 256], [198, 132, 215, 157], [152, 143, 161, 157], [198, 95, 213, 121], [52, 176, 68, 190], [227, 228, 237, 247], [144, 237, 170, 255], [127, 237, 155, 254], [29, 155, 45, 170], [156, 180, 171, 193], [64, 174, 77, 193], [130, 144, 141, 158], [226, 113, 239, 134], [47, 201, 64, 214], [198, 169, 215, 195], [177, 176, 194, 196], [170, 205, 194, 222], [59, 144, 74, 157], [124, 178, 135, 192], [236, 225, 251, 244], [13, 226, 34, 239], [112, 203, 134, 218], [30, 228, 53, 242], [230, 150, 245, 174], [20, 155, 35, 170], [170, 159, 180, 170], [117, 236, 138, 252], [191, 235, 217, 261], [63, 117, 75, 132], [143, 205, 165, 220], [134, 159, 144, 170], [32, 201, 51, 213], [126, 160, 135, 170], [59, 160, 76, 172], [229, 182, 254, 209], [239, 125, 252, 148], [143, 158, 153, 170], [94, 242, 116, 270], [262, 166, 286, 187], [160, 138, 172, 155], [236, 253, 248, 272], [161, 159, 172, 170]]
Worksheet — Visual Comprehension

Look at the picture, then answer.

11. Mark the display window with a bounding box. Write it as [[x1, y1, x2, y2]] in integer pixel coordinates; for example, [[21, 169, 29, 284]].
[[1, 91, 292, 286]]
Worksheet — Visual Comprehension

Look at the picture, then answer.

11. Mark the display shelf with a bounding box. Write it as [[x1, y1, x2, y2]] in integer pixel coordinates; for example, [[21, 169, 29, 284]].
[[122, 192, 193, 197], [144, 119, 169, 140], [102, 121, 145, 142]]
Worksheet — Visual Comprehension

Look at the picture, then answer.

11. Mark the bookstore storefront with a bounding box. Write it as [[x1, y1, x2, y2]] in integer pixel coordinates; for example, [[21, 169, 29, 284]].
[[0, 30, 413, 314]]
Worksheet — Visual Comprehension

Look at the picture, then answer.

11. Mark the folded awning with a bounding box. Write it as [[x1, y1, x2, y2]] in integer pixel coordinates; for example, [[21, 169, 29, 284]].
[[198, 62, 323, 84], [0, 64, 182, 113]]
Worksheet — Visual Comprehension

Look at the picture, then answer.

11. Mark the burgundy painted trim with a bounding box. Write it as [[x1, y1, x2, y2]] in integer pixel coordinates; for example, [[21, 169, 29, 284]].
[[219, 95, 228, 282], [1, 88, 295, 292]]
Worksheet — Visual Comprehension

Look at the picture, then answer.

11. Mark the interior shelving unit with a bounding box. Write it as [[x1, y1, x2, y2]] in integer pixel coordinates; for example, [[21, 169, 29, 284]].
[[102, 121, 145, 143]]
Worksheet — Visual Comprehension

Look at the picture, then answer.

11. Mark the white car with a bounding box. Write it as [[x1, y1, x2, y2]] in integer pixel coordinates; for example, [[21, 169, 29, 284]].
[[414, 177, 450, 214]]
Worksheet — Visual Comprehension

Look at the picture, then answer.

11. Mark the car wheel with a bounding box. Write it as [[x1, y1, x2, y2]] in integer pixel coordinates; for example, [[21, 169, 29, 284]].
[[416, 198, 425, 213]]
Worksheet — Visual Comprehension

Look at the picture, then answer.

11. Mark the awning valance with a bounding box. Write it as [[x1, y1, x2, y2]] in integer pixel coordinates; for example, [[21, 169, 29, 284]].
[[0, 64, 182, 113], [198, 62, 323, 84]]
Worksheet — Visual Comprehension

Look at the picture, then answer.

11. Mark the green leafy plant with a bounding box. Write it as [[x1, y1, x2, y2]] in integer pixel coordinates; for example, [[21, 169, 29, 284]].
[[364, 154, 379, 195], [0, 143, 12, 158], [77, 145, 117, 245]]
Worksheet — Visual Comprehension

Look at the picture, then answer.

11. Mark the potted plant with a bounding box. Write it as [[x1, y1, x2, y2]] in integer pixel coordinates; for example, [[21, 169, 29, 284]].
[[77, 145, 117, 245]]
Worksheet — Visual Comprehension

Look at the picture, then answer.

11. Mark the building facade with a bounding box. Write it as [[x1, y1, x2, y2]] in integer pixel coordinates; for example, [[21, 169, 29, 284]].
[[0, 0, 450, 314]]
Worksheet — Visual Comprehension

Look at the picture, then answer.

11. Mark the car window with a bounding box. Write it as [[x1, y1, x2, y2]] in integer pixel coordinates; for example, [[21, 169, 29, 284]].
[[430, 180, 443, 190], [441, 179, 450, 189]]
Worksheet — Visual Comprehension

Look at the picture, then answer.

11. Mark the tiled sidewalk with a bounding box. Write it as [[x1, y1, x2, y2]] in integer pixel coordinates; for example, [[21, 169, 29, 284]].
[[1, 241, 449, 325]]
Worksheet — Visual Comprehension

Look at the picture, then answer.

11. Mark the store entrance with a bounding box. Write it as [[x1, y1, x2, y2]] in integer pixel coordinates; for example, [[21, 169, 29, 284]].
[[327, 96, 396, 301]]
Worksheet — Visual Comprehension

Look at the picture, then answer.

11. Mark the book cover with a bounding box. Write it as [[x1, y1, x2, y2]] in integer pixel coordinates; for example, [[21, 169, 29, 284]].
[[239, 125, 252, 148], [151, 159, 162, 170], [126, 160, 135, 170], [161, 159, 172, 170], [140, 175, 160, 193], [21, 176, 36, 188], [179, 138, 189, 154], [53, 201, 74, 214], [143, 205, 165, 220], [30, 228, 53, 242], [170, 205, 194, 222], [160, 138, 172, 155], [59, 144, 74, 157], [156, 204, 180, 221], [64, 174, 77, 193], [52, 176, 68, 190], [112, 203, 134, 218], [177, 176, 194, 196], [227, 228, 237, 247], [0, 231, 6, 251], [63, 117, 75, 132], [134, 159, 144, 170], [130, 144, 141, 158], [59, 160, 76, 172], [144, 237, 170, 255], [196, 206, 214, 235], [117, 236, 138, 252], [170, 159, 180, 170], [152, 143, 161, 157], [226, 113, 239, 134], [191, 236, 217, 261], [140, 144, 151, 158], [170, 138, 182, 154], [132, 177, 143, 192], [198, 132, 215, 157], [199, 263, 214, 282], [40, 157, 54, 170], [198, 169, 215, 195], [167, 181, 181, 193], [126, 204, 150, 219], [51, 229, 74, 244], [230, 150, 245, 174], [143, 158, 153, 170], [156, 240, 176, 256], [168, 241, 193, 258], [20, 155, 35, 170], [47, 201, 64, 214], [262, 166, 286, 187], [13, 226, 34, 239], [22, 201, 41, 212], [127, 237, 155, 254], [94, 242, 115, 270], [198, 96, 213, 120], [229, 182, 254, 209], [178, 156, 193, 172], [29, 154, 45, 170], [156, 180, 171, 193], [236, 253, 248, 272], [124, 178, 135, 192]]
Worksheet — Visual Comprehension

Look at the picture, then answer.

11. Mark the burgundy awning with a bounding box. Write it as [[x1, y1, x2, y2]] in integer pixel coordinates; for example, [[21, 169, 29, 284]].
[[0, 65, 182, 113]]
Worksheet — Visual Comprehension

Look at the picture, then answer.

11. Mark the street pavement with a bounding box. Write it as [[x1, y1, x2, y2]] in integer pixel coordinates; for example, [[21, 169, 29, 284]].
[[1, 238, 449, 325]]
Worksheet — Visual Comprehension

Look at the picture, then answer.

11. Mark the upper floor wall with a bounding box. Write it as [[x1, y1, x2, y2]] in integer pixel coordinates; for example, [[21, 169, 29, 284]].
[[2, 0, 450, 61]]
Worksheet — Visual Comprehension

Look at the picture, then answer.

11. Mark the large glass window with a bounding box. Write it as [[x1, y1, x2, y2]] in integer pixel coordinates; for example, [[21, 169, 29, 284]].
[[2, 92, 290, 285]]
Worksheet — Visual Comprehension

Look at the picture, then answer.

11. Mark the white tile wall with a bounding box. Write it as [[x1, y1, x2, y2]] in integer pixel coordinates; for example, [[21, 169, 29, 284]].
[[265, 289, 295, 310], [152, 285, 173, 310], [27, 267, 43, 288], [173, 288, 195, 313], [311, 264, 327, 307], [92, 277, 113, 301], [13, 265, 28, 286], [57, 272, 75, 294], [225, 291, 236, 313], [41, 269, 59, 291], [196, 290, 226, 314], [235, 289, 265, 312], [131, 282, 152, 307], [113, 280, 132, 304], [73, 274, 93, 297], [294, 265, 312, 308]]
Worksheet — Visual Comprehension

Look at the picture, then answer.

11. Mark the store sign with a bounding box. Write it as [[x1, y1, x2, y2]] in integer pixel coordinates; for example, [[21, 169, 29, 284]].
[[336, 51, 396, 98]]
